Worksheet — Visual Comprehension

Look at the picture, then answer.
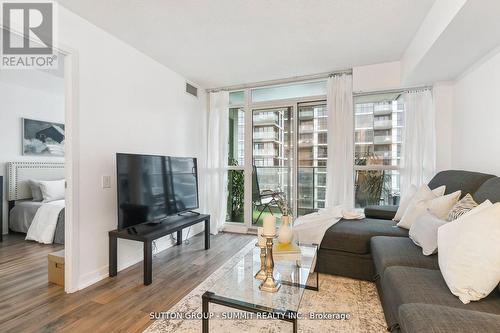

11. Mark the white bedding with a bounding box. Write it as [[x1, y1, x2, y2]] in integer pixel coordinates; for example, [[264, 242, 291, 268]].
[[25, 200, 65, 244]]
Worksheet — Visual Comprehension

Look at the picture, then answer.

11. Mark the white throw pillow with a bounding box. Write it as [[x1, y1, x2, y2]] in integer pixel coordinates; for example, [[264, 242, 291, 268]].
[[438, 201, 500, 304], [39, 179, 65, 202], [28, 180, 44, 201], [409, 212, 448, 255], [396, 185, 447, 229], [393, 185, 417, 221], [393, 185, 445, 221]]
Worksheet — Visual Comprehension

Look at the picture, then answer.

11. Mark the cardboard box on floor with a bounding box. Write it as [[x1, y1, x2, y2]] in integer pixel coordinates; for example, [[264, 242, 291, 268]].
[[48, 250, 64, 287]]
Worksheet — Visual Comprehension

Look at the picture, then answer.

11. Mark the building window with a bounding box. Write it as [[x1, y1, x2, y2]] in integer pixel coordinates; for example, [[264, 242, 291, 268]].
[[354, 93, 404, 208]]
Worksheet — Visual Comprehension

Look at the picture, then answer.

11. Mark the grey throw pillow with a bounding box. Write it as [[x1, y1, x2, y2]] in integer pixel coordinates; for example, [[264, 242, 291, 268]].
[[447, 193, 478, 221], [409, 211, 448, 256], [29, 180, 44, 201]]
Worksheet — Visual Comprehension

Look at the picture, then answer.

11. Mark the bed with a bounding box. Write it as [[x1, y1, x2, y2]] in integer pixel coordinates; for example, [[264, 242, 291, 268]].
[[7, 162, 65, 244]]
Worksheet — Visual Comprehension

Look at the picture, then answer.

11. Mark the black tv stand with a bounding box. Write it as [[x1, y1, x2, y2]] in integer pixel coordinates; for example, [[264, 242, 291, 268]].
[[109, 214, 210, 285], [178, 210, 200, 217]]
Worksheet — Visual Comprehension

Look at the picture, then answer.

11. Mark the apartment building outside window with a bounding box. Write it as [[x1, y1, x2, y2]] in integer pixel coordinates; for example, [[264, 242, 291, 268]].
[[354, 93, 405, 208]]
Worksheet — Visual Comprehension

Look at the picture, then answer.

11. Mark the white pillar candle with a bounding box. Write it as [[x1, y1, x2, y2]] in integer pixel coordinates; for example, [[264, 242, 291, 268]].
[[257, 227, 266, 247], [263, 216, 276, 236]]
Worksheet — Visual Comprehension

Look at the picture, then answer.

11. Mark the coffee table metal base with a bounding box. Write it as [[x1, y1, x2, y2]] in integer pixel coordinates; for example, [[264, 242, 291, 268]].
[[202, 291, 298, 333]]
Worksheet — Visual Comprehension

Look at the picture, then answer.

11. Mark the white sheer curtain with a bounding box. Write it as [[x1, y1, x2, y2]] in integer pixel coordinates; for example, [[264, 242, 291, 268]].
[[400, 89, 436, 197], [205, 91, 229, 235], [325, 74, 354, 209]]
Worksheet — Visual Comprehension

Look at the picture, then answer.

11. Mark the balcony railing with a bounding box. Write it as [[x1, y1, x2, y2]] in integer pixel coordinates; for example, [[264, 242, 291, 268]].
[[253, 132, 279, 141], [298, 166, 327, 216], [254, 114, 279, 125], [254, 149, 279, 156], [373, 135, 392, 144], [373, 119, 392, 129]]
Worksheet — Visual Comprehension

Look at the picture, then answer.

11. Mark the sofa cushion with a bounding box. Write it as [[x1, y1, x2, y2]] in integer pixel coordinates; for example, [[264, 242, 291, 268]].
[[380, 266, 500, 330], [320, 218, 408, 254], [399, 303, 500, 333], [474, 177, 500, 204], [364, 205, 398, 220], [371, 236, 438, 279], [428, 170, 495, 198]]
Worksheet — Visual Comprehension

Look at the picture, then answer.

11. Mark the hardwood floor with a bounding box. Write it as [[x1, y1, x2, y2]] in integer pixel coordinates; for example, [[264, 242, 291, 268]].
[[0, 232, 253, 333]]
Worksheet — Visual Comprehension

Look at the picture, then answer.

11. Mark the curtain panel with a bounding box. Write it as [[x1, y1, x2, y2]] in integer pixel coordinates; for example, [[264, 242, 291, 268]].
[[325, 74, 354, 209], [400, 89, 436, 197], [206, 91, 229, 235]]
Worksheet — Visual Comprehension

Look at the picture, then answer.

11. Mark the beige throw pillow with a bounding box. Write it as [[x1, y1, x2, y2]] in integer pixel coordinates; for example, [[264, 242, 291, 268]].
[[393, 185, 446, 222], [396, 185, 447, 229]]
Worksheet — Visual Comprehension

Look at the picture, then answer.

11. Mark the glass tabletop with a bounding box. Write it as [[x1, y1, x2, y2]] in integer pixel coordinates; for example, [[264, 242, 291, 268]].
[[206, 243, 318, 313]]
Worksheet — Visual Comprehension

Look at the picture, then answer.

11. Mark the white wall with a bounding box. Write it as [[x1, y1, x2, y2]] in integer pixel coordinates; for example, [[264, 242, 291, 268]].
[[51, 6, 207, 289], [0, 71, 65, 233], [401, 0, 467, 83], [433, 81, 454, 172], [450, 48, 500, 175], [352, 61, 401, 93]]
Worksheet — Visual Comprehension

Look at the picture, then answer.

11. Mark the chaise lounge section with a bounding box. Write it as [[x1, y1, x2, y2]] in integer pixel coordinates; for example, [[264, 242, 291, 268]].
[[317, 170, 500, 332]]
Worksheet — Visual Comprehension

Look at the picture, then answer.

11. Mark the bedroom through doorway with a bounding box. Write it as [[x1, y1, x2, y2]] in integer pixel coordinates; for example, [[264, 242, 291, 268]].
[[0, 46, 69, 297]]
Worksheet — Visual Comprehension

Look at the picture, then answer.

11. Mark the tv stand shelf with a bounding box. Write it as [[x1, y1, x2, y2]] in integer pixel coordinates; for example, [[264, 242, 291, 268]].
[[109, 213, 210, 285]]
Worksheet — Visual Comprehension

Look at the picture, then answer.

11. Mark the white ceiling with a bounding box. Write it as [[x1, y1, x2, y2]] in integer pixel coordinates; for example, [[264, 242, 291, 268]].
[[57, 0, 435, 88]]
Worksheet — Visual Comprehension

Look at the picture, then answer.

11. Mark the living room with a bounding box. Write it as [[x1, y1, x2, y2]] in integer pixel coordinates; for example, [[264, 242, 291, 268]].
[[0, 0, 499, 332]]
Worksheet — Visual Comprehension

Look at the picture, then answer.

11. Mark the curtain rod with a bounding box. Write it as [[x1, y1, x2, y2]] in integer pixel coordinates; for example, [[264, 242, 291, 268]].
[[207, 69, 352, 93], [353, 85, 433, 97]]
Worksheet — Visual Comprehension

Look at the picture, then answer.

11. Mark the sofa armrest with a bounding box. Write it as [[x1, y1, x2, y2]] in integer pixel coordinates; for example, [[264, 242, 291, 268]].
[[399, 303, 500, 333], [364, 205, 398, 220]]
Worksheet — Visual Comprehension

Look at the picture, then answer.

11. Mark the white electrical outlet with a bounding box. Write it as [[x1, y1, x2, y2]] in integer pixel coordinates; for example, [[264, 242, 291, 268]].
[[102, 176, 111, 189]]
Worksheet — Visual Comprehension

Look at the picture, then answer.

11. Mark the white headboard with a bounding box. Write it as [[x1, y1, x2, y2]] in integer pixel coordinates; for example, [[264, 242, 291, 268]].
[[7, 162, 65, 201]]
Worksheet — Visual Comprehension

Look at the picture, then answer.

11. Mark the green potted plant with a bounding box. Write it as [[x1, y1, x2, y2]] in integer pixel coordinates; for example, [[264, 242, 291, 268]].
[[227, 158, 244, 222]]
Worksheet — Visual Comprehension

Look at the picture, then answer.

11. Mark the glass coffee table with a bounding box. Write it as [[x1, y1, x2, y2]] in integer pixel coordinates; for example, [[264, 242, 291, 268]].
[[201, 243, 319, 333]]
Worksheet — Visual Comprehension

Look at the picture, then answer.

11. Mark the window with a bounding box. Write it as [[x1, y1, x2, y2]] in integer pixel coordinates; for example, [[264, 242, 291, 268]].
[[251, 81, 326, 103], [354, 93, 404, 208], [225, 82, 328, 228], [297, 103, 327, 216]]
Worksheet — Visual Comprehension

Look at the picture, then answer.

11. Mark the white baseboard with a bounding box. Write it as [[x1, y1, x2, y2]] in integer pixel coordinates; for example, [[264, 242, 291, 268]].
[[222, 224, 248, 234], [77, 228, 204, 291]]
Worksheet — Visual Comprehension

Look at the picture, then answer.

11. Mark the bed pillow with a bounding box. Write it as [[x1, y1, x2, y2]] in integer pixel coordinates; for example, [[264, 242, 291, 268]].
[[396, 185, 448, 229], [39, 179, 65, 202], [438, 201, 500, 304], [393, 185, 446, 222], [409, 212, 448, 255], [29, 180, 44, 201], [447, 193, 478, 221]]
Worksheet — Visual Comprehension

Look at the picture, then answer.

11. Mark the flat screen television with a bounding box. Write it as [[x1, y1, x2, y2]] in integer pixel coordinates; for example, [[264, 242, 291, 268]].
[[116, 153, 199, 230]]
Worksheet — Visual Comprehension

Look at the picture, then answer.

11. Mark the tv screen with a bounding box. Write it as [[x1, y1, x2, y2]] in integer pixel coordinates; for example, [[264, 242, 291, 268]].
[[116, 153, 199, 230]]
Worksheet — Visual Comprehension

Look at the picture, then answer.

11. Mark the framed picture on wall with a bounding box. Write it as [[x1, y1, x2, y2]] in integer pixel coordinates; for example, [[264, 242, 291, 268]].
[[22, 118, 65, 157]]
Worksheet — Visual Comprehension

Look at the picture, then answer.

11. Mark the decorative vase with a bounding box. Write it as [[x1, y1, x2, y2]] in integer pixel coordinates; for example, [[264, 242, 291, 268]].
[[278, 215, 293, 244]]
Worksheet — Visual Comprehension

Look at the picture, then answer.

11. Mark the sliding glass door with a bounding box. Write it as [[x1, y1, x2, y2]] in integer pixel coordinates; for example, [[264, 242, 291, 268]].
[[251, 107, 293, 225], [225, 81, 328, 230]]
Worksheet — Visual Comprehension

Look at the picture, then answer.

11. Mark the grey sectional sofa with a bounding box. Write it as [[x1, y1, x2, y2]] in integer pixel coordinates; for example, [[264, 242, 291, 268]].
[[317, 170, 500, 332]]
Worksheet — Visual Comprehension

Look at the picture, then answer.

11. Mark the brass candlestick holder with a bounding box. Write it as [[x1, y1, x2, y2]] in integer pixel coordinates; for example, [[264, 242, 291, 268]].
[[254, 244, 267, 280], [259, 234, 281, 293]]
